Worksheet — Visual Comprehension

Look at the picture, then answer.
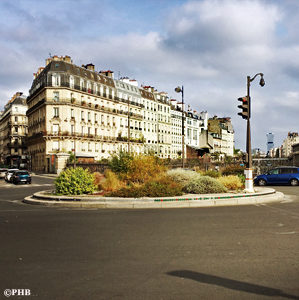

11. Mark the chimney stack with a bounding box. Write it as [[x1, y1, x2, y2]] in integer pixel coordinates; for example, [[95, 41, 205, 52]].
[[84, 63, 95, 71], [100, 70, 114, 79]]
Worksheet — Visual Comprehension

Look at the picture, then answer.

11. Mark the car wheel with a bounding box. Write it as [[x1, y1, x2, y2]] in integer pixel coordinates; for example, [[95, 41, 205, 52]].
[[290, 179, 299, 186], [258, 179, 267, 186]]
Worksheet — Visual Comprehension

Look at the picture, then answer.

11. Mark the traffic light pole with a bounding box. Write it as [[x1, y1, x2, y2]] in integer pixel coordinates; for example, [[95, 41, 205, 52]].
[[243, 73, 264, 192], [245, 76, 254, 192]]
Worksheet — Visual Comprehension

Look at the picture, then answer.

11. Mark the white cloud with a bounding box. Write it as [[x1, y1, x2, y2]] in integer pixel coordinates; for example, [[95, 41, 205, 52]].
[[0, 0, 298, 151]]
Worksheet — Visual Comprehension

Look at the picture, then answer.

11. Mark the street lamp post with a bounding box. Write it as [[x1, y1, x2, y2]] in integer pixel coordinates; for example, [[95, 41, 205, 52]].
[[127, 96, 130, 153], [245, 73, 265, 192], [175, 85, 185, 168], [74, 139, 76, 168]]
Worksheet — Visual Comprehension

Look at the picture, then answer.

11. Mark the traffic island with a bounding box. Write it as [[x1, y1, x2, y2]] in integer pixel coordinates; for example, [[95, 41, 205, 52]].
[[23, 187, 284, 209]]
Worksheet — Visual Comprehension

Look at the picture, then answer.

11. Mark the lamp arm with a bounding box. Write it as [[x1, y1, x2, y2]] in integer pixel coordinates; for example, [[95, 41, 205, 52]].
[[250, 73, 264, 82]]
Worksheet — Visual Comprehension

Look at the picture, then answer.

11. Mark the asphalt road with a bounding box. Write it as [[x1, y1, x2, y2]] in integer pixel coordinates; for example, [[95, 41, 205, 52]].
[[0, 179, 298, 300]]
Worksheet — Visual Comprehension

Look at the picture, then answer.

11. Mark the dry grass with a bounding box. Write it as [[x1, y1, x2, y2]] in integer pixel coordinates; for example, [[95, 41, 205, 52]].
[[100, 170, 125, 192], [123, 154, 166, 183], [93, 172, 105, 189], [217, 175, 244, 190]]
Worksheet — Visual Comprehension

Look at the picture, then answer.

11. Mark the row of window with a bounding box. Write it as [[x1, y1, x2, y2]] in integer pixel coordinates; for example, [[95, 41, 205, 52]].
[[51, 74, 175, 110]]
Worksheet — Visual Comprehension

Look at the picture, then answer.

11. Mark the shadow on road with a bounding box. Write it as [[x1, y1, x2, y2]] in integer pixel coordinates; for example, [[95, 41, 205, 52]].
[[167, 270, 299, 299]]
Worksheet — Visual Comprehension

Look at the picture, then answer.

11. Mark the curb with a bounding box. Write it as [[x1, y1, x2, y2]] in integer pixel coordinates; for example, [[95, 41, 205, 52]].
[[23, 188, 284, 209]]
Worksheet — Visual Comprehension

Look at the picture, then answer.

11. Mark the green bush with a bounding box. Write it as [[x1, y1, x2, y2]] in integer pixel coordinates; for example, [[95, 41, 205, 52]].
[[55, 167, 96, 195], [238, 174, 245, 186], [183, 176, 227, 194], [109, 151, 134, 174], [202, 170, 221, 178], [106, 176, 183, 198], [221, 165, 245, 176], [167, 168, 200, 187]]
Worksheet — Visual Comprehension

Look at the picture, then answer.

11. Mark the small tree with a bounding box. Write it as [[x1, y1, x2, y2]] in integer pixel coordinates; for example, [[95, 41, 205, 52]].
[[67, 151, 78, 164], [109, 150, 134, 174]]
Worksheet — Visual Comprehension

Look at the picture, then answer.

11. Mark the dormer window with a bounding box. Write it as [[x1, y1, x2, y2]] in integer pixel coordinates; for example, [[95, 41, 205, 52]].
[[52, 73, 60, 87], [70, 76, 74, 89], [80, 79, 85, 90], [87, 81, 92, 93]]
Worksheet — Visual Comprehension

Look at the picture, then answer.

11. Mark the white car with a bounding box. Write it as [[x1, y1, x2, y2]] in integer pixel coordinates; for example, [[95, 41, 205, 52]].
[[0, 168, 8, 179], [5, 169, 19, 182]]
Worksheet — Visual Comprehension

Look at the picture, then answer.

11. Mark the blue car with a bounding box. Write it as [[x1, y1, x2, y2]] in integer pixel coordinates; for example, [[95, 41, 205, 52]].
[[11, 170, 32, 184], [254, 166, 299, 186]]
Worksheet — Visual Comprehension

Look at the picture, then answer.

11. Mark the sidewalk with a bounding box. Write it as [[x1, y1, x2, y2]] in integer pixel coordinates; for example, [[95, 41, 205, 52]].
[[23, 187, 284, 209], [31, 173, 58, 179]]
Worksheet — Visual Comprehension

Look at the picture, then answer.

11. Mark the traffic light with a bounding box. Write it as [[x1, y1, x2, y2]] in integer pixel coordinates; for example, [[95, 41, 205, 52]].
[[237, 96, 250, 119]]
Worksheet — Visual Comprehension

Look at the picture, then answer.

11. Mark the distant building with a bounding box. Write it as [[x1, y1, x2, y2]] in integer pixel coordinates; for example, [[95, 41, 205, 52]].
[[268, 147, 282, 158], [208, 116, 234, 157], [0, 92, 28, 167], [252, 148, 266, 157], [266, 133, 274, 154], [281, 132, 299, 157]]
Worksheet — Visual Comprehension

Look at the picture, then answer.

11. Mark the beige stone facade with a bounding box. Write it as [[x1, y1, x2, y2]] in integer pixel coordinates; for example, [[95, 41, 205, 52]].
[[282, 132, 299, 157], [25, 55, 234, 173], [0, 92, 28, 167], [208, 117, 234, 157]]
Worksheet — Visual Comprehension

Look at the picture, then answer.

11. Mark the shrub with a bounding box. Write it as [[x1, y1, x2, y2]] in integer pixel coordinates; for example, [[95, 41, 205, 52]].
[[124, 154, 166, 183], [109, 151, 134, 174], [67, 151, 78, 164], [222, 165, 245, 176], [218, 175, 244, 190], [238, 174, 245, 186], [100, 170, 125, 192], [55, 167, 95, 195], [167, 168, 200, 187], [110, 152, 166, 184], [106, 176, 183, 198], [202, 170, 221, 178], [183, 176, 227, 194]]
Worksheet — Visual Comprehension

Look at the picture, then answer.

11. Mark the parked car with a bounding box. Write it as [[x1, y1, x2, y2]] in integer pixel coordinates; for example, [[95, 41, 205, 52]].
[[0, 168, 8, 179], [11, 170, 31, 184], [254, 166, 299, 186], [5, 169, 19, 182]]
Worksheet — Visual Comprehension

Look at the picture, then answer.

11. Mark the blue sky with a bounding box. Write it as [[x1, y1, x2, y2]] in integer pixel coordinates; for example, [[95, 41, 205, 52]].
[[1, 0, 299, 151]]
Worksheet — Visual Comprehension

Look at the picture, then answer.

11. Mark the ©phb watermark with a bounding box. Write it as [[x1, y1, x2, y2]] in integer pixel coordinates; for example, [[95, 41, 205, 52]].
[[3, 289, 31, 297]]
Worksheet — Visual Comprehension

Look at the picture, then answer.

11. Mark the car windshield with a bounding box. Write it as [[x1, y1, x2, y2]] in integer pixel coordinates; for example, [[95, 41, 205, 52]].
[[16, 172, 29, 175]]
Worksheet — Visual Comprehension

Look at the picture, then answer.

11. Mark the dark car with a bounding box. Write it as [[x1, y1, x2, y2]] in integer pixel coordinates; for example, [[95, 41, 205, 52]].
[[254, 166, 299, 186], [11, 171, 31, 184]]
